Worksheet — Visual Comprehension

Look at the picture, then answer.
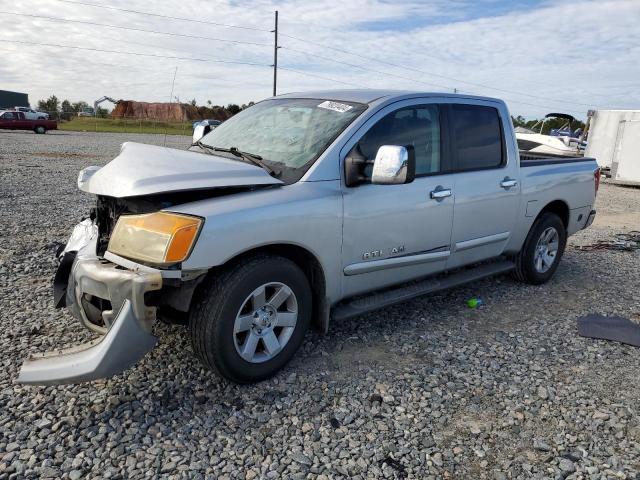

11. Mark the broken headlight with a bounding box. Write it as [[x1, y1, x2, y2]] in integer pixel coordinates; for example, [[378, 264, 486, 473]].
[[107, 212, 202, 266]]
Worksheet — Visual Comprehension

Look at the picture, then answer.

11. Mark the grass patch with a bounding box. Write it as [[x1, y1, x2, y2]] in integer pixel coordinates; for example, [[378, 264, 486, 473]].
[[59, 117, 192, 136]]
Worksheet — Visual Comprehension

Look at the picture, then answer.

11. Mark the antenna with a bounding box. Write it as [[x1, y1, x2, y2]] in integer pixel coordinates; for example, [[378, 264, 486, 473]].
[[164, 66, 178, 147]]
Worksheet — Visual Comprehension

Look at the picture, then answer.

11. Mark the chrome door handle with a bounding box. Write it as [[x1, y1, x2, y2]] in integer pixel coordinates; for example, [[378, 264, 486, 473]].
[[430, 188, 452, 199], [500, 178, 518, 189]]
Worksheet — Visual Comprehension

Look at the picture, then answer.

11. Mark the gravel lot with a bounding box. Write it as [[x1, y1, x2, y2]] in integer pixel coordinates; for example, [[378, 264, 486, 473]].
[[1, 130, 639, 479]]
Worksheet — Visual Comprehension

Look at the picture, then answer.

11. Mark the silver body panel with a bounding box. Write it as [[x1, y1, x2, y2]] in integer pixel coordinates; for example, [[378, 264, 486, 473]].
[[18, 90, 598, 385]]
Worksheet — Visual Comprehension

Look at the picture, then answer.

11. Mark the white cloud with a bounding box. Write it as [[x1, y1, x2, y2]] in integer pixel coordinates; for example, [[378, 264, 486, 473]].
[[1, 0, 638, 117]]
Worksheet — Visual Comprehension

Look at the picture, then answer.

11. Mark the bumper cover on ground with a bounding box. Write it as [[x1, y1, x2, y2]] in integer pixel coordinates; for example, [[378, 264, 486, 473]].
[[17, 258, 162, 385]]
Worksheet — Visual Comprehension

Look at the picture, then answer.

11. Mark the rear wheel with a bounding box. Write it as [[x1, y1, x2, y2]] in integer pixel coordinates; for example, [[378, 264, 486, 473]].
[[34, 126, 46, 134], [189, 255, 311, 383], [513, 212, 567, 285]]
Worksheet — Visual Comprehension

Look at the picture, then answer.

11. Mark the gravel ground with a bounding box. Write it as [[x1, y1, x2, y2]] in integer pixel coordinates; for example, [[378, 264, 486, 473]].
[[1, 130, 640, 479]]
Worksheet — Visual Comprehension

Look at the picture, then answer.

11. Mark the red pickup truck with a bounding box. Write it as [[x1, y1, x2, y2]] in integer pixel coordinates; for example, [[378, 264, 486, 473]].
[[0, 110, 57, 134]]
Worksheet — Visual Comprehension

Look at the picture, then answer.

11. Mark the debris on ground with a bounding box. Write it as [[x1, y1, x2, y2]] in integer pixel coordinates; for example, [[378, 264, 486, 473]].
[[466, 297, 484, 308], [379, 456, 407, 478], [577, 313, 640, 347], [574, 231, 640, 252]]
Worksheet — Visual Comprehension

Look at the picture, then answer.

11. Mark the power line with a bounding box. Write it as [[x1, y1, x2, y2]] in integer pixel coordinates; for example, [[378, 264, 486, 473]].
[[0, 11, 272, 47], [282, 46, 586, 113], [279, 32, 600, 109], [54, 0, 270, 32], [282, 45, 569, 110], [0, 38, 271, 67], [34, 1, 599, 110], [3, 40, 580, 113], [278, 66, 370, 89], [282, 46, 452, 90], [0, 42, 271, 90]]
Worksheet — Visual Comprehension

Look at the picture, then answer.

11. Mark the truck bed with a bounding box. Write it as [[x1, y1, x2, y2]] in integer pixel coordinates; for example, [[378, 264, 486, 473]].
[[520, 153, 595, 167]]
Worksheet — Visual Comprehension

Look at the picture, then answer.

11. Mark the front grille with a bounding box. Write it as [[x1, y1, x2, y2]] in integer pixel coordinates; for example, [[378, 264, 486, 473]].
[[95, 196, 130, 255]]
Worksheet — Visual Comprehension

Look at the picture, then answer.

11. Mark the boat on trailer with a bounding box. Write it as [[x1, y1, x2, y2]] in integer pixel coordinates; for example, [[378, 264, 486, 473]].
[[516, 113, 585, 158]]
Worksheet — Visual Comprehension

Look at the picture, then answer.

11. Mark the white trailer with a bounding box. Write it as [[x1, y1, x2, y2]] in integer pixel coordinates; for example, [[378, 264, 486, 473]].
[[608, 120, 640, 186], [585, 110, 640, 173]]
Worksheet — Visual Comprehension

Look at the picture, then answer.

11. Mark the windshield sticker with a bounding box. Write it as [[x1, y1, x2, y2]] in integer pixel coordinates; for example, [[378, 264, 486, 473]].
[[317, 101, 353, 113]]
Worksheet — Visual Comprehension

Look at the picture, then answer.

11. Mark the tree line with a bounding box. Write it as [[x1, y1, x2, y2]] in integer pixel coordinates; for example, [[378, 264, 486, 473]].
[[36, 95, 254, 121]]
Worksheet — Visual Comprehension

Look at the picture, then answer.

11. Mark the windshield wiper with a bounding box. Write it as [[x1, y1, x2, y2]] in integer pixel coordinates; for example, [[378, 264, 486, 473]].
[[191, 142, 280, 177], [210, 146, 279, 177], [190, 140, 217, 154]]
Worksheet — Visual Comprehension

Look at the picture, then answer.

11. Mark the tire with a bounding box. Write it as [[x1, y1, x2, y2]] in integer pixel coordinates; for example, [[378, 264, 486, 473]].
[[512, 212, 567, 285], [34, 126, 46, 134], [189, 254, 312, 383]]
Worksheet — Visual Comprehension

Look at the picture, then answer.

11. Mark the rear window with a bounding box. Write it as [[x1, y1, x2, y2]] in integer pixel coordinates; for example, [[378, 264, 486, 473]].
[[451, 104, 503, 171]]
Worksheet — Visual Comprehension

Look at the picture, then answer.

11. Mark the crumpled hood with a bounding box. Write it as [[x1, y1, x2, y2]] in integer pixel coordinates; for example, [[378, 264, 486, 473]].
[[78, 142, 283, 198]]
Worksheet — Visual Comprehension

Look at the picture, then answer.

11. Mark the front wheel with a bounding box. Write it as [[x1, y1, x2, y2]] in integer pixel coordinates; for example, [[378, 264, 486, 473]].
[[34, 126, 46, 134], [512, 212, 567, 285], [189, 255, 312, 383]]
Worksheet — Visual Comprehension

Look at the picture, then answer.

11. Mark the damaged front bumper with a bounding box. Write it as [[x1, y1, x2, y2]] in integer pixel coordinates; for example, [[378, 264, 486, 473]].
[[17, 256, 162, 385]]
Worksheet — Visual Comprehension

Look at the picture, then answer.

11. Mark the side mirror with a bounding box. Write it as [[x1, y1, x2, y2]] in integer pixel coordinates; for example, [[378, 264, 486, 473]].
[[192, 123, 214, 143], [371, 145, 415, 185]]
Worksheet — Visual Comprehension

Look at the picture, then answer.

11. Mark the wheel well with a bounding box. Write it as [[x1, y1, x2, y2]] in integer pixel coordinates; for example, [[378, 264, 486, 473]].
[[208, 245, 328, 333], [539, 200, 569, 228]]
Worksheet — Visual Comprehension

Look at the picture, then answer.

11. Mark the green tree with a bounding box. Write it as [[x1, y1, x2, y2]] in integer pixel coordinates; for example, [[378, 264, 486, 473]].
[[96, 106, 109, 118], [61, 99, 74, 120], [226, 103, 241, 115], [72, 101, 90, 113], [37, 95, 59, 119], [511, 115, 526, 127]]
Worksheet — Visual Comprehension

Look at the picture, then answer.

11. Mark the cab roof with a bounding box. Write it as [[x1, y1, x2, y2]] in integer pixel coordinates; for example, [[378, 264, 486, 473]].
[[275, 89, 503, 106]]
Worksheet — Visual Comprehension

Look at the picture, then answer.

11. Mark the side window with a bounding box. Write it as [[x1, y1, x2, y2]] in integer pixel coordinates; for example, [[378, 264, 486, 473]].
[[451, 104, 503, 170], [355, 105, 441, 175], [2, 112, 15, 119]]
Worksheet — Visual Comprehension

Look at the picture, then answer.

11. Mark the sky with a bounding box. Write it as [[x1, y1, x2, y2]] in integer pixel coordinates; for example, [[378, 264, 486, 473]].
[[1, 0, 639, 119]]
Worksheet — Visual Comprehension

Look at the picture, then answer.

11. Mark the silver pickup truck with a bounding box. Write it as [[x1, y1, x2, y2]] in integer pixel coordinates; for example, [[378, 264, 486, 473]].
[[18, 90, 599, 385]]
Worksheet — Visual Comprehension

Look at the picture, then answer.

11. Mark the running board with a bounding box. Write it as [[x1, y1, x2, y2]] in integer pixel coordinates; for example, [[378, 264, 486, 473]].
[[331, 260, 515, 322]]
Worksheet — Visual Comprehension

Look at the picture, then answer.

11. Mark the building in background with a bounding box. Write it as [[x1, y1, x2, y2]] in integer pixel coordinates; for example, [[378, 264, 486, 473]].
[[0, 90, 29, 109]]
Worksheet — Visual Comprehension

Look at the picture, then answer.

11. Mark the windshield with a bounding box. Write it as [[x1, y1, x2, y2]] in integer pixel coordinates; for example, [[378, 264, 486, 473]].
[[198, 98, 367, 182]]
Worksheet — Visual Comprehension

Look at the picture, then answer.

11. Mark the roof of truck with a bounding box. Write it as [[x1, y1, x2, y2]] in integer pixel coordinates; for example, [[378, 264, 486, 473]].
[[275, 89, 502, 105]]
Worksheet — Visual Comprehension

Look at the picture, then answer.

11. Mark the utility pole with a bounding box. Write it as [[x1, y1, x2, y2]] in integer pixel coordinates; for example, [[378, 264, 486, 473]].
[[272, 10, 278, 97]]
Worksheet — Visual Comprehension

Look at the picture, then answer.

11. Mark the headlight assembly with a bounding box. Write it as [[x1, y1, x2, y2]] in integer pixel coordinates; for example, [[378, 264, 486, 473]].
[[107, 212, 203, 265]]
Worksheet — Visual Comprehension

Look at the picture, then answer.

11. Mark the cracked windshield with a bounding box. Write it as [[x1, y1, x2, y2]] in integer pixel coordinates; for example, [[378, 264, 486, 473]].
[[200, 98, 366, 174]]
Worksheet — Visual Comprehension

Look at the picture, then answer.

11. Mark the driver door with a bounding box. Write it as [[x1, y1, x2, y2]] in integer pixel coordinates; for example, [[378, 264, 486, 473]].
[[341, 100, 455, 298]]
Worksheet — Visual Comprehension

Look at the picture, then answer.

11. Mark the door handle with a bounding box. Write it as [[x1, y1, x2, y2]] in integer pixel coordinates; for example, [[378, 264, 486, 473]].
[[430, 187, 452, 199], [500, 178, 518, 189]]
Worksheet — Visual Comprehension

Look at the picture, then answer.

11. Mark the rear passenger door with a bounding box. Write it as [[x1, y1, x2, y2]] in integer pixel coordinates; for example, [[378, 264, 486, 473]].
[[446, 102, 520, 268]]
